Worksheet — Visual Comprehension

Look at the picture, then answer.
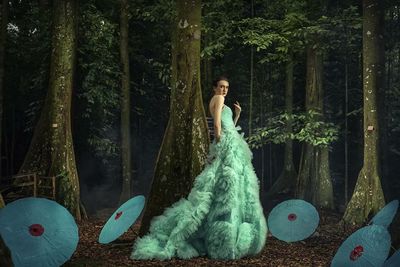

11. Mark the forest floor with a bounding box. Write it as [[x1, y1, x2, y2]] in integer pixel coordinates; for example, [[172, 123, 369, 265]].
[[63, 209, 376, 267]]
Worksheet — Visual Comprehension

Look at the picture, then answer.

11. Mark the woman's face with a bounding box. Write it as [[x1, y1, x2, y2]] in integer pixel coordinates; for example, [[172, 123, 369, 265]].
[[213, 80, 229, 97]]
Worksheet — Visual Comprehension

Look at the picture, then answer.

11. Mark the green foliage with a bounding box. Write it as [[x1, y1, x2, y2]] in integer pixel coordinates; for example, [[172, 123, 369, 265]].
[[323, 6, 362, 52], [87, 136, 119, 160], [295, 110, 339, 146], [234, 3, 361, 65], [5, 1, 52, 133], [246, 109, 339, 148], [131, 0, 175, 23], [201, 0, 248, 59], [77, 1, 121, 159]]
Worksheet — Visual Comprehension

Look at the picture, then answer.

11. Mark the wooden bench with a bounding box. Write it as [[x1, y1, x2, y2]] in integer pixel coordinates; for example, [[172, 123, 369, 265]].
[[0, 173, 57, 203], [206, 116, 214, 140]]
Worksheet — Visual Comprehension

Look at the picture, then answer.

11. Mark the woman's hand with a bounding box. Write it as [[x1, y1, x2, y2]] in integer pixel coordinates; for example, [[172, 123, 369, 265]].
[[234, 101, 241, 117]]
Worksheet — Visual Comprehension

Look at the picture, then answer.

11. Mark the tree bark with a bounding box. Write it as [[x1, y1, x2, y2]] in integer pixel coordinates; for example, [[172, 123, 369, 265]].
[[201, 32, 212, 111], [343, 0, 385, 225], [0, 0, 8, 180], [267, 55, 297, 196], [18, 0, 82, 220], [139, 0, 209, 236], [296, 45, 334, 209], [118, 0, 132, 204], [379, 7, 392, 199], [344, 53, 349, 206]]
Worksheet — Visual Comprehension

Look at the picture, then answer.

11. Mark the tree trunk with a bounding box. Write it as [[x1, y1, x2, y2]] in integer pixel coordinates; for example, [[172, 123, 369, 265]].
[[201, 32, 212, 111], [18, 0, 82, 220], [343, 0, 385, 225], [296, 45, 334, 209], [344, 54, 349, 206], [379, 7, 392, 199], [0, 235, 13, 267], [0, 0, 8, 180], [260, 86, 265, 193], [118, 0, 132, 204], [267, 55, 297, 196], [139, 0, 209, 236]]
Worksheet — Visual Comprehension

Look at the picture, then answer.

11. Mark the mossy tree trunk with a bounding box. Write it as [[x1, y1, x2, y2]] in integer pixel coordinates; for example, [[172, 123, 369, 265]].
[[18, 0, 82, 220], [0, 0, 8, 180], [296, 45, 334, 209], [343, 0, 385, 225], [118, 0, 132, 204], [139, 0, 209, 236], [267, 54, 297, 196], [201, 31, 212, 112]]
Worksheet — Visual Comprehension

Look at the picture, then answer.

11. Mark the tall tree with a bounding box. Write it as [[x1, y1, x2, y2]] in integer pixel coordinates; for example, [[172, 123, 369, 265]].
[[296, 44, 334, 209], [139, 0, 209, 236], [0, 0, 8, 179], [118, 0, 132, 204], [18, 0, 82, 219], [267, 54, 297, 196], [343, 0, 385, 224], [294, 0, 334, 209]]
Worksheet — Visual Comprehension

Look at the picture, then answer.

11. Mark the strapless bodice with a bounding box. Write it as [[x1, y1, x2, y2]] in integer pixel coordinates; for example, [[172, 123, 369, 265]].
[[220, 104, 236, 131]]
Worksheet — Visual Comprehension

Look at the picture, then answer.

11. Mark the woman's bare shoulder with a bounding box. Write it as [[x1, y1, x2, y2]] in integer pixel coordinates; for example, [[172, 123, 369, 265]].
[[209, 95, 225, 117], [210, 95, 225, 104]]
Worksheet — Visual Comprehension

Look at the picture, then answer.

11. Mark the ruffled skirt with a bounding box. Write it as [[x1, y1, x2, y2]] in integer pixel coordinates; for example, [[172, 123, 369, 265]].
[[130, 126, 267, 260]]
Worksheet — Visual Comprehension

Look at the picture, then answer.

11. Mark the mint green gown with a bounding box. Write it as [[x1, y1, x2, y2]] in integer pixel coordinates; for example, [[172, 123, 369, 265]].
[[131, 104, 267, 260]]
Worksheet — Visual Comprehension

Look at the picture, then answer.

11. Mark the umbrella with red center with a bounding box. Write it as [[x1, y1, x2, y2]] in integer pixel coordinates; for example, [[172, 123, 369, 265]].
[[0, 197, 79, 267], [267, 199, 319, 243], [331, 224, 391, 267], [98, 195, 145, 244], [369, 199, 399, 228]]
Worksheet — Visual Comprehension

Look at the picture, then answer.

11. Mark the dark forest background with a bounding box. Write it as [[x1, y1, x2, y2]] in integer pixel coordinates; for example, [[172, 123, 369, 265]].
[[0, 0, 400, 230]]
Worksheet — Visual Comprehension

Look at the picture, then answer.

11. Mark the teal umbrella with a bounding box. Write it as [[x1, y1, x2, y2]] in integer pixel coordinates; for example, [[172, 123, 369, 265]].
[[267, 199, 319, 243], [384, 250, 400, 267], [331, 224, 391, 267], [99, 195, 145, 244], [370, 200, 399, 228], [0, 197, 79, 267]]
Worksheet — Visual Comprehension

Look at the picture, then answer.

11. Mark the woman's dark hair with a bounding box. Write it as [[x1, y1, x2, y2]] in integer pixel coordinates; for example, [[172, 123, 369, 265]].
[[212, 76, 229, 87]]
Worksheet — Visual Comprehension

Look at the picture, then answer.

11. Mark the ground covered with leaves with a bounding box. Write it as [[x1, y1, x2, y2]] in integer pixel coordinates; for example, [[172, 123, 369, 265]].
[[63, 210, 371, 267]]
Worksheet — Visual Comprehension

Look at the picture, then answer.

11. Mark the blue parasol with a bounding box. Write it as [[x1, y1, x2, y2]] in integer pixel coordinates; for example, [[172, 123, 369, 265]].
[[0, 197, 79, 267], [384, 250, 400, 267], [331, 224, 391, 267], [99, 195, 145, 244], [267, 199, 319, 243], [369, 199, 399, 228]]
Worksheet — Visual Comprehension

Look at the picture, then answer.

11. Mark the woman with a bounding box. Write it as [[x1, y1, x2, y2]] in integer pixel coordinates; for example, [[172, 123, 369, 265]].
[[131, 76, 267, 260]]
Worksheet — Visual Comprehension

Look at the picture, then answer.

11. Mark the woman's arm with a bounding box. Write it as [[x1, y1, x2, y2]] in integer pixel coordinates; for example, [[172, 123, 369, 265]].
[[212, 95, 224, 142]]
